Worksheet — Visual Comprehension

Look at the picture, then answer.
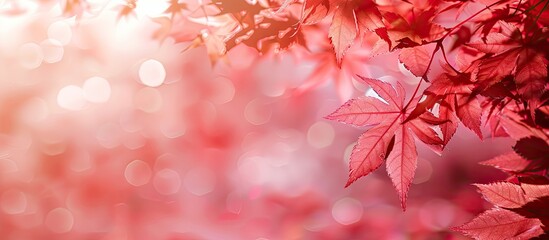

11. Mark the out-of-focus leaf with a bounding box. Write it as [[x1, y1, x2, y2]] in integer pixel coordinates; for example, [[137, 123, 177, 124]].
[[329, 0, 358, 65]]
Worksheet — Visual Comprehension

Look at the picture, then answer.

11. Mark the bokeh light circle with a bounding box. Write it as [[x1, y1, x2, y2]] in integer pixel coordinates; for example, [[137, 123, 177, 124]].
[[125, 160, 152, 187], [331, 198, 363, 225], [139, 59, 166, 87], [45, 208, 74, 233]]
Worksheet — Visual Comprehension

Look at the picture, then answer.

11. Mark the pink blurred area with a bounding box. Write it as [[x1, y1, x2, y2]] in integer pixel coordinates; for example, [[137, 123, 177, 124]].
[[0, 1, 508, 239]]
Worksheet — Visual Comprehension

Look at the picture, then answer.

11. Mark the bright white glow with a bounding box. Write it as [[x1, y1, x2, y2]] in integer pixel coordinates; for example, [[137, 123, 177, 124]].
[[40, 39, 64, 63], [134, 0, 169, 17], [57, 85, 86, 111], [83, 76, 111, 103], [139, 59, 166, 87], [48, 21, 72, 46], [45, 208, 74, 233], [18, 43, 43, 69], [124, 160, 152, 187], [332, 198, 363, 225]]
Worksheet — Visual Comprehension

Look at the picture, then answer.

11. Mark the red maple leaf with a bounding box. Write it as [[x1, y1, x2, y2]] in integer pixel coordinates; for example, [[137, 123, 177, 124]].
[[326, 76, 443, 210]]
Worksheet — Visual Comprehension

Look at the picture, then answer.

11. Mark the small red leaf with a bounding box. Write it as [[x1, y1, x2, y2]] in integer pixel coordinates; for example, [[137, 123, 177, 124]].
[[455, 95, 483, 139], [439, 96, 459, 146], [399, 45, 431, 78], [474, 182, 529, 208], [454, 208, 544, 240]]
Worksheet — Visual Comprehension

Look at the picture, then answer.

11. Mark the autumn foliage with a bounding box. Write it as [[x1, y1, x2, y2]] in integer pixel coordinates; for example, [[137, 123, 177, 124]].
[[167, 0, 549, 238], [3, 0, 549, 239]]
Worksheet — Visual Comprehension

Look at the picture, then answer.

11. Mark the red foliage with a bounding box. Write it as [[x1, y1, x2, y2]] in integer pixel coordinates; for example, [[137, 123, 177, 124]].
[[2, 0, 549, 239]]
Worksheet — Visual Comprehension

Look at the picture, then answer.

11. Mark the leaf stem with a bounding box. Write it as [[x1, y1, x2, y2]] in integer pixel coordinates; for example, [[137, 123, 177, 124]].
[[532, 0, 549, 27], [439, 43, 460, 74], [512, 0, 524, 15]]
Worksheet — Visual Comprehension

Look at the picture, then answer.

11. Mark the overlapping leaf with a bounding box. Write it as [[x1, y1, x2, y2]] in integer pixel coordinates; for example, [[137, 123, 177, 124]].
[[399, 45, 431, 78], [480, 152, 533, 173], [474, 182, 529, 208], [454, 208, 544, 240]]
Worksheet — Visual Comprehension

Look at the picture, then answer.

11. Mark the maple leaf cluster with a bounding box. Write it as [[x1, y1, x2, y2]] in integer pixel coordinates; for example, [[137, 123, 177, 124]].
[[319, 0, 549, 239]]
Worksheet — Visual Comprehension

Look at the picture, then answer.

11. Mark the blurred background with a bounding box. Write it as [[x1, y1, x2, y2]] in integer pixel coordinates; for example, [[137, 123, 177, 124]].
[[0, 0, 513, 239]]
